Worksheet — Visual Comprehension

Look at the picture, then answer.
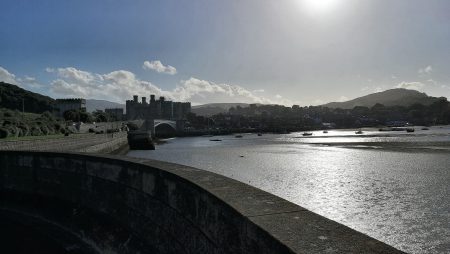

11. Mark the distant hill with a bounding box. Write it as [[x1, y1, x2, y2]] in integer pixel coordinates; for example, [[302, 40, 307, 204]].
[[0, 82, 55, 113], [86, 99, 125, 112], [191, 103, 251, 116], [322, 88, 443, 109]]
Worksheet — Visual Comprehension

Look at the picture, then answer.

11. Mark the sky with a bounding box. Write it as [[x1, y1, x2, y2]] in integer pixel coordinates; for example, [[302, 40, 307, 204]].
[[1, 0, 450, 106]]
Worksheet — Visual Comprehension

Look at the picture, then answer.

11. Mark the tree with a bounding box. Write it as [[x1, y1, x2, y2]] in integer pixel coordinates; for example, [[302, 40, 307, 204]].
[[80, 111, 93, 123], [63, 109, 80, 122], [92, 110, 109, 122]]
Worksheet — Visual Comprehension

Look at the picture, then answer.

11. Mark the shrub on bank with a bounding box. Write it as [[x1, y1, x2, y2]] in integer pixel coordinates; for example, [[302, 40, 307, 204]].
[[106, 128, 120, 134], [40, 125, 50, 135], [0, 128, 10, 138], [18, 124, 29, 136], [30, 126, 42, 136], [0, 108, 72, 139]]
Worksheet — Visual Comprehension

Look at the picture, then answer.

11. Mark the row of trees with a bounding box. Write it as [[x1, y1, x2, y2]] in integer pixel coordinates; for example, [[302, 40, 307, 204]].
[[62, 109, 121, 123]]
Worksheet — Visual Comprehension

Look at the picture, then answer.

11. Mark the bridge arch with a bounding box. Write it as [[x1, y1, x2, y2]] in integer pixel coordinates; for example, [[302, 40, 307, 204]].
[[0, 151, 403, 254], [154, 122, 177, 138]]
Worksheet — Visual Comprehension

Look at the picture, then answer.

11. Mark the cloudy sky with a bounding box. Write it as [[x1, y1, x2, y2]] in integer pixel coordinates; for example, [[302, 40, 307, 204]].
[[1, 0, 450, 106]]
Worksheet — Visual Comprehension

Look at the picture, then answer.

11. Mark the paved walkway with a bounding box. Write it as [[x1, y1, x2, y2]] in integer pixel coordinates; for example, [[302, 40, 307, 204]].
[[0, 132, 127, 153]]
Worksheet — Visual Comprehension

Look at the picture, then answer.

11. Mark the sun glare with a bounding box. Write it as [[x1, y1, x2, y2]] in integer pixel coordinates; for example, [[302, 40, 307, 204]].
[[300, 0, 340, 14]]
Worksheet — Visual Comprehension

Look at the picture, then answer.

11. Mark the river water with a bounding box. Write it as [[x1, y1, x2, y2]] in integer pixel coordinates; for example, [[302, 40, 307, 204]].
[[128, 126, 450, 254]]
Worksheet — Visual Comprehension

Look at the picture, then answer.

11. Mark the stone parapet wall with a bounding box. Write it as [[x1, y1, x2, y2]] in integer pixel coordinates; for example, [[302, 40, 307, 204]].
[[0, 151, 405, 254]]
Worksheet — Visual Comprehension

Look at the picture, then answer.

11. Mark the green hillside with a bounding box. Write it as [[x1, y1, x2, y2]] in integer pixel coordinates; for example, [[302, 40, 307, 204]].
[[0, 82, 55, 113], [323, 89, 443, 109]]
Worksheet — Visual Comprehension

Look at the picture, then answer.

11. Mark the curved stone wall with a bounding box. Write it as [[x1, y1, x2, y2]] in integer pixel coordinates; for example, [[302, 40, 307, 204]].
[[0, 151, 404, 254]]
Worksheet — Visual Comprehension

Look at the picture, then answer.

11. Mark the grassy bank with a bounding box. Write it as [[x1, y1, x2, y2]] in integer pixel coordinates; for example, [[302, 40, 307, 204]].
[[0, 108, 70, 139]]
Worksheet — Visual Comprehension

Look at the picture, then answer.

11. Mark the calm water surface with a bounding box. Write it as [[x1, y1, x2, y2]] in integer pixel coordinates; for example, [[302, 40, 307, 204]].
[[128, 126, 450, 254]]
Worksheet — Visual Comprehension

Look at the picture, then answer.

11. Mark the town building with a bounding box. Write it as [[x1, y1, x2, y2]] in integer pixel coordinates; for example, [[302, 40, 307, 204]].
[[126, 95, 191, 120], [54, 98, 86, 117]]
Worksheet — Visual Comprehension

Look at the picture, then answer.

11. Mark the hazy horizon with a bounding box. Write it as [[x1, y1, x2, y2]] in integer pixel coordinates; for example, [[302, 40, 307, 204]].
[[1, 0, 450, 106]]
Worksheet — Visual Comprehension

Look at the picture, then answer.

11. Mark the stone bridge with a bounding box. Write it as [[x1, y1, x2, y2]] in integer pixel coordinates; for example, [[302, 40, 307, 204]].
[[154, 119, 177, 129], [0, 151, 404, 254], [139, 119, 181, 138]]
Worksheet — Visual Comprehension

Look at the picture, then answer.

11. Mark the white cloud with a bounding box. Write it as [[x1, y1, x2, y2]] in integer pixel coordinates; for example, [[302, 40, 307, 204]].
[[395, 81, 425, 91], [18, 76, 44, 88], [312, 99, 324, 106], [426, 79, 438, 86], [143, 60, 177, 75], [418, 65, 433, 76], [275, 94, 282, 99], [172, 77, 296, 105], [338, 96, 348, 102], [48, 67, 165, 102], [0, 66, 45, 91], [374, 87, 383, 93], [51, 67, 97, 84], [46, 67, 296, 106], [0, 66, 19, 84], [253, 89, 265, 93]]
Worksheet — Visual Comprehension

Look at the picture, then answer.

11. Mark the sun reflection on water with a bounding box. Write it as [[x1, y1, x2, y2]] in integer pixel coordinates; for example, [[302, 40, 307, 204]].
[[129, 126, 450, 253]]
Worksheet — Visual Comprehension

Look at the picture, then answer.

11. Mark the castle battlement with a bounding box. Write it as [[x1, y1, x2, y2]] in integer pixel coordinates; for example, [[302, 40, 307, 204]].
[[126, 95, 191, 120]]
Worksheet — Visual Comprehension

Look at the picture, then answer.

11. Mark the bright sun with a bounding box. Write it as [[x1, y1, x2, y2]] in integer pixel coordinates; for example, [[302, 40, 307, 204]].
[[301, 0, 340, 14]]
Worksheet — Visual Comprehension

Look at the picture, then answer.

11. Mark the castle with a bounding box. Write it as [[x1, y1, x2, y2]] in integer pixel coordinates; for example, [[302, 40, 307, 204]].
[[126, 95, 191, 120], [54, 98, 86, 117]]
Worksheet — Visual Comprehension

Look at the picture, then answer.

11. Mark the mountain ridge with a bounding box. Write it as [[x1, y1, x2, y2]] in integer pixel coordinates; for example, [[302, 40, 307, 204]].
[[86, 99, 125, 112], [322, 88, 444, 109], [191, 103, 252, 116]]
